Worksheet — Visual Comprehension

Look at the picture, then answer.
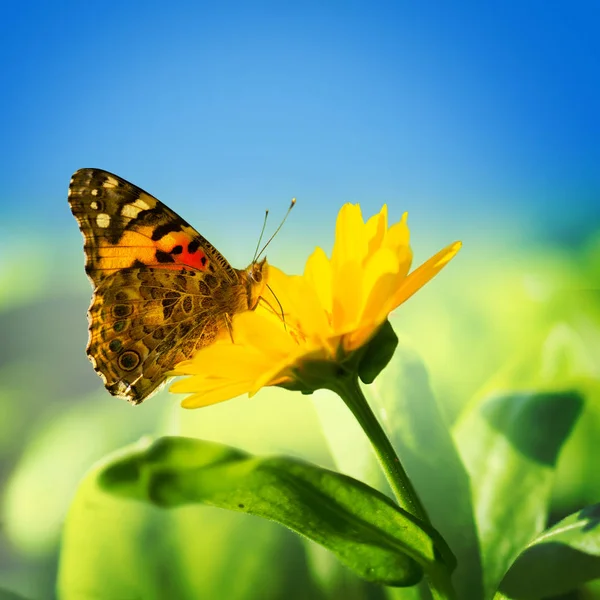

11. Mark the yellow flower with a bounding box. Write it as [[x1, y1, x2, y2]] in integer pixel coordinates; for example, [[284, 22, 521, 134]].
[[171, 204, 461, 408]]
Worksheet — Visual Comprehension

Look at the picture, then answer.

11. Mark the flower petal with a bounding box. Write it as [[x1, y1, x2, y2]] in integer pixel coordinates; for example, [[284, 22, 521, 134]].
[[360, 250, 406, 327], [180, 382, 254, 408], [172, 343, 266, 379], [332, 258, 363, 332], [331, 203, 368, 271], [392, 240, 462, 308], [266, 266, 332, 346], [234, 310, 295, 356], [384, 212, 410, 247], [304, 247, 333, 315], [251, 347, 308, 393], [365, 205, 388, 258]]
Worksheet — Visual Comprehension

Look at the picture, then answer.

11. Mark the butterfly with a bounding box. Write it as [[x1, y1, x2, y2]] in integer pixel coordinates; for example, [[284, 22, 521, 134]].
[[68, 168, 268, 405]]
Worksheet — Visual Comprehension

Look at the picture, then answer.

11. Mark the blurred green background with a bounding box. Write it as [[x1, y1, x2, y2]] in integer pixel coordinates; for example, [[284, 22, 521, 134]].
[[1, 1, 599, 598]]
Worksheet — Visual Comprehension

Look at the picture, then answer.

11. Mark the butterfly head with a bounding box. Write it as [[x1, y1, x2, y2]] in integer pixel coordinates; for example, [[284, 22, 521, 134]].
[[245, 257, 268, 310]]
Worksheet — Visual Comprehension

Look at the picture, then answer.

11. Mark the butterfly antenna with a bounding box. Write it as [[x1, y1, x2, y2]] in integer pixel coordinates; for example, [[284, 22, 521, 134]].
[[252, 210, 270, 264], [255, 198, 296, 261]]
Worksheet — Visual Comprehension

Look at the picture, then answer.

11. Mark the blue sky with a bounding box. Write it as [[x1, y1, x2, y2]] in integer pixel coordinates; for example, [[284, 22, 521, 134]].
[[1, 1, 599, 272]]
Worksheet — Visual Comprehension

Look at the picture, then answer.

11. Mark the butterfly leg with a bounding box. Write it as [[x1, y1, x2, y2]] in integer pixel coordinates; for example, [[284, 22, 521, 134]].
[[224, 313, 236, 343], [257, 295, 287, 330]]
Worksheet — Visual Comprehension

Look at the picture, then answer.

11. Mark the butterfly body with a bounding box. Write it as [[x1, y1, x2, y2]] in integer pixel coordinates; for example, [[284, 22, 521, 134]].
[[68, 168, 267, 404]]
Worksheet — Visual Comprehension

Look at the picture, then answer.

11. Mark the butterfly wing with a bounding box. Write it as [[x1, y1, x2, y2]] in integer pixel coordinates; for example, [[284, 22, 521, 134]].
[[68, 168, 239, 283], [68, 168, 247, 404]]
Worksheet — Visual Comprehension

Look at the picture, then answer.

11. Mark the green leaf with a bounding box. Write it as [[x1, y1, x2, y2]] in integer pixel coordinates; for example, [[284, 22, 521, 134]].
[[0, 589, 32, 600], [498, 504, 600, 599], [305, 542, 390, 600], [454, 389, 584, 598], [364, 336, 484, 600], [357, 319, 399, 385], [98, 436, 451, 587], [386, 582, 430, 600], [58, 456, 319, 600]]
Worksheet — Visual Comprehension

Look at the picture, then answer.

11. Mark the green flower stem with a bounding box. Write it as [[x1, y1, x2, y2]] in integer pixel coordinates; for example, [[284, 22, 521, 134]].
[[330, 375, 457, 600], [331, 375, 429, 522]]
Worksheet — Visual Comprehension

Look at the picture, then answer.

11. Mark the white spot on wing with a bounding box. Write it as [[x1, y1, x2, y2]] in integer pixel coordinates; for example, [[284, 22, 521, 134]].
[[91, 189, 99, 196], [135, 198, 151, 210], [96, 213, 111, 228], [121, 203, 143, 219], [90, 201, 99, 210], [103, 176, 119, 189]]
